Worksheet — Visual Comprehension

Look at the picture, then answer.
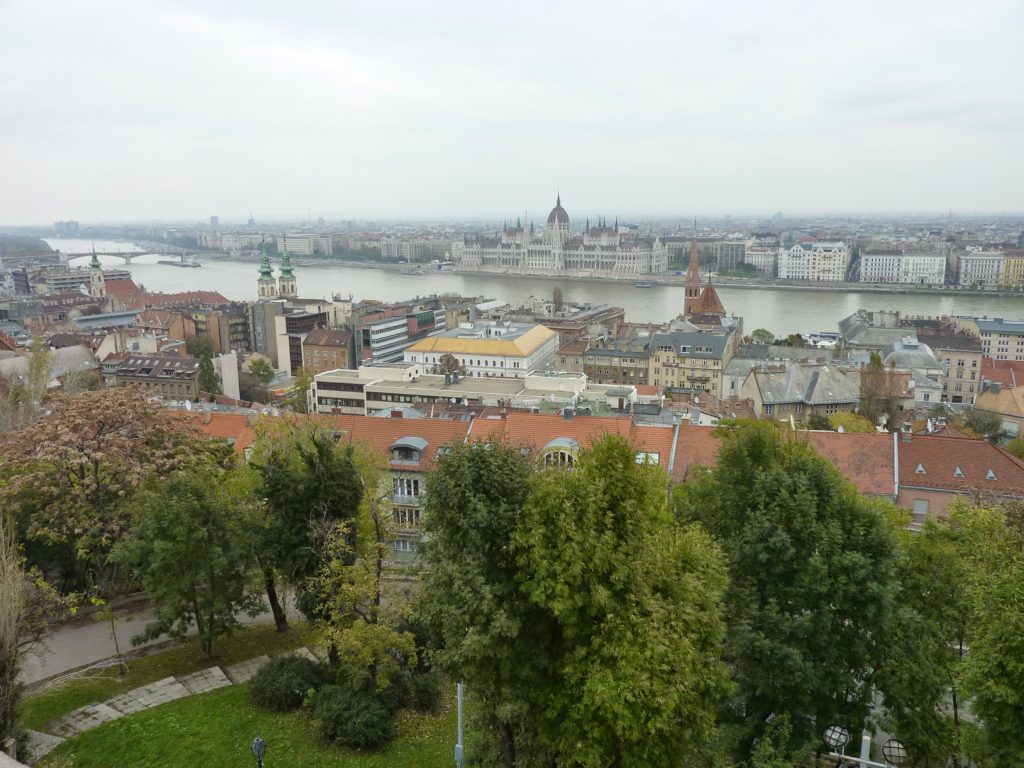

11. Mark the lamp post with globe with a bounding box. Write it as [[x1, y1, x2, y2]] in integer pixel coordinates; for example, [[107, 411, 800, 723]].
[[823, 725, 907, 768]]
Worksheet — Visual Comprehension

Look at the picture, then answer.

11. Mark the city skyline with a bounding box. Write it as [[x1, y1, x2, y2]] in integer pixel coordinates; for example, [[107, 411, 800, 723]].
[[2, 1, 1023, 223]]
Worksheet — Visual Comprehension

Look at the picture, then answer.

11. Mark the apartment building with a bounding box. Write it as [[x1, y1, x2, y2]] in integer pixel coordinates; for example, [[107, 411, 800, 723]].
[[743, 245, 777, 276], [958, 251, 1004, 286], [777, 244, 812, 280], [301, 328, 355, 375], [741, 362, 860, 422], [809, 242, 851, 281], [114, 354, 200, 399], [649, 328, 739, 398], [860, 251, 947, 285]]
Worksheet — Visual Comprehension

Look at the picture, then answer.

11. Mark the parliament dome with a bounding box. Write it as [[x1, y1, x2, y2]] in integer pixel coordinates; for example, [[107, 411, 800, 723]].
[[547, 194, 570, 225]]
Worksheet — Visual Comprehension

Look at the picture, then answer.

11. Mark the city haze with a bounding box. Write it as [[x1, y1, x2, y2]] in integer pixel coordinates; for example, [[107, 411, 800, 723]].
[[2, 0, 1023, 223]]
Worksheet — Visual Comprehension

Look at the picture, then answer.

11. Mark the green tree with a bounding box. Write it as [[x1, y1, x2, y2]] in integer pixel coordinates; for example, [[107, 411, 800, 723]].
[[309, 450, 415, 695], [953, 502, 1024, 765], [249, 419, 363, 631], [804, 413, 833, 430], [959, 409, 1008, 444], [287, 367, 313, 413], [186, 335, 216, 358], [516, 435, 731, 767], [552, 286, 564, 312], [1, 516, 71, 759], [1004, 436, 1024, 459], [246, 357, 275, 384], [112, 472, 262, 658], [875, 519, 968, 767], [434, 353, 464, 377], [198, 355, 220, 396], [0, 388, 209, 589], [750, 328, 775, 345], [25, 336, 52, 420], [829, 411, 876, 433], [677, 421, 901, 758], [418, 439, 552, 768]]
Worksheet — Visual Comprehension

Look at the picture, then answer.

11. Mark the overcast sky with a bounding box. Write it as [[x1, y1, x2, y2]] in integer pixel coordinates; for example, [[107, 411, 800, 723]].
[[2, 0, 1022, 224]]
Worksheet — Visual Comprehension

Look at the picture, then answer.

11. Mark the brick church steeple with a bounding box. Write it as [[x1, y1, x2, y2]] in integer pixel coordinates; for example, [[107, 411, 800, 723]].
[[683, 221, 701, 316]]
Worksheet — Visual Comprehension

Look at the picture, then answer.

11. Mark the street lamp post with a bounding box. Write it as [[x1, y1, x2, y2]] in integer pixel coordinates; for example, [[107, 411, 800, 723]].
[[454, 681, 465, 768], [251, 735, 266, 768], [823, 726, 907, 768]]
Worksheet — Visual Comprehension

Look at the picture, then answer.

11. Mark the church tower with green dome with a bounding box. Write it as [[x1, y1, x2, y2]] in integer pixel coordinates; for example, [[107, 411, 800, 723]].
[[277, 237, 297, 298], [257, 241, 277, 299], [88, 244, 106, 300]]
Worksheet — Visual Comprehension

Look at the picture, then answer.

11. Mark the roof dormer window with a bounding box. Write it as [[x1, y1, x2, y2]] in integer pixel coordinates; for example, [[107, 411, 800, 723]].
[[390, 436, 428, 464], [986, 469, 996, 481], [953, 466, 964, 478], [915, 463, 926, 474]]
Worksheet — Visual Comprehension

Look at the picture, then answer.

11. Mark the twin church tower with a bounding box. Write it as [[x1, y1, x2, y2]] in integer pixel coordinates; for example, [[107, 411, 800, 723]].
[[257, 239, 298, 300]]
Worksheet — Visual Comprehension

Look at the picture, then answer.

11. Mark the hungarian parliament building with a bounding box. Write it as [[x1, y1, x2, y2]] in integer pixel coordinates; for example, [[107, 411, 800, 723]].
[[453, 195, 668, 277]]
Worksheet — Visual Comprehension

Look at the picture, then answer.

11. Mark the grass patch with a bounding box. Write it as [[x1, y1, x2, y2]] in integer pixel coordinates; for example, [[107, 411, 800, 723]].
[[44, 684, 456, 768], [22, 622, 320, 731]]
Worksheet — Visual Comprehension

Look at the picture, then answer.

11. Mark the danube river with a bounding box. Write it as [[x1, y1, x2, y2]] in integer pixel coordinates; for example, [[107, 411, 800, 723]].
[[49, 238, 1024, 337]]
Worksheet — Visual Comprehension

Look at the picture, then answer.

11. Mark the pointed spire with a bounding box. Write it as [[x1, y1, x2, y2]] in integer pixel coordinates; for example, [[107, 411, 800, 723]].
[[258, 238, 274, 281], [89, 243, 101, 270], [614, 216, 618, 230], [556, 189, 561, 207], [279, 236, 294, 278]]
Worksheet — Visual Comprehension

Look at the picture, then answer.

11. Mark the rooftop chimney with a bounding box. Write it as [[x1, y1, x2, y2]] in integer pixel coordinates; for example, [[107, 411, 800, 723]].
[[563, 407, 574, 421], [901, 422, 913, 442]]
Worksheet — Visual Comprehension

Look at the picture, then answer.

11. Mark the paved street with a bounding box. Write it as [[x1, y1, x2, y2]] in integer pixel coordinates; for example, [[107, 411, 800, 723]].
[[21, 598, 280, 686]]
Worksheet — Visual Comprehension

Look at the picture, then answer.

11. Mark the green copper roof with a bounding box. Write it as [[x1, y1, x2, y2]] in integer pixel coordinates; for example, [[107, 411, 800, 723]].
[[279, 240, 295, 278], [89, 245, 102, 270], [258, 243, 275, 281]]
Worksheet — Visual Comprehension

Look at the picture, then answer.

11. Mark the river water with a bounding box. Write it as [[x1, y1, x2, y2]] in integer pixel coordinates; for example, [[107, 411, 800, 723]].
[[46, 238, 1024, 337]]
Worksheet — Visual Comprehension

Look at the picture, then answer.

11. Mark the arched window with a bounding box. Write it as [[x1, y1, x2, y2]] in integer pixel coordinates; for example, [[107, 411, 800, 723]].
[[540, 437, 580, 468]]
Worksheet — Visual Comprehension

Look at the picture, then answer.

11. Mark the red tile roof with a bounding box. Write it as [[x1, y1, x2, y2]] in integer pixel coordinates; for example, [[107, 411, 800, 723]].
[[181, 410, 1024, 504], [491, 413, 677, 474], [898, 435, 1024, 495]]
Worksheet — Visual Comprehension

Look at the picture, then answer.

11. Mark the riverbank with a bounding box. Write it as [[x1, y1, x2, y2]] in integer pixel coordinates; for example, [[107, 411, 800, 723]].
[[206, 253, 1024, 300]]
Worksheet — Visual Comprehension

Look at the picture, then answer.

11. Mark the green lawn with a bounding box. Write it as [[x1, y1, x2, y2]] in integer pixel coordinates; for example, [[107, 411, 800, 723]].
[[43, 685, 456, 768], [22, 622, 321, 731]]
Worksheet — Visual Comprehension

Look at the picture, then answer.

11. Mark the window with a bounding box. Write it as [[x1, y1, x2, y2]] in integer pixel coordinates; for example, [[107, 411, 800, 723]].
[[393, 508, 421, 529], [764, 404, 774, 415], [393, 540, 417, 553], [953, 466, 964, 478], [543, 450, 576, 468], [915, 463, 926, 474], [986, 469, 997, 480]]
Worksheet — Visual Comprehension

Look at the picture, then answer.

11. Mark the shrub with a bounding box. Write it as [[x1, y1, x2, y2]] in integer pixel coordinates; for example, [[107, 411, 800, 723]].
[[249, 654, 325, 712], [311, 684, 394, 748], [411, 670, 442, 713]]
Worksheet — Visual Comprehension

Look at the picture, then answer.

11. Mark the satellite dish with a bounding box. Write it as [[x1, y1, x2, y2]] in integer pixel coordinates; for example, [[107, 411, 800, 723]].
[[185, 400, 192, 412]]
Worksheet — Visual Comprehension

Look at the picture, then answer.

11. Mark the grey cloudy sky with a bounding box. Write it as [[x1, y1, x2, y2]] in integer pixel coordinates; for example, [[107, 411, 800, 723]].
[[2, 0, 1022, 223]]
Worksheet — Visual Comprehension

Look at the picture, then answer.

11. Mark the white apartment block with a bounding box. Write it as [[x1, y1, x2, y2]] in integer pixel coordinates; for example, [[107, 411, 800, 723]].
[[283, 233, 333, 256], [958, 251, 1004, 287], [860, 251, 947, 285], [743, 245, 777, 276], [777, 244, 812, 280], [220, 233, 266, 252]]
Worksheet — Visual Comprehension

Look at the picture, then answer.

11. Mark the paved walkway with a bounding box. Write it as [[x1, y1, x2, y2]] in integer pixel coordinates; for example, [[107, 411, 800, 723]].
[[27, 646, 322, 762], [21, 601, 284, 686]]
